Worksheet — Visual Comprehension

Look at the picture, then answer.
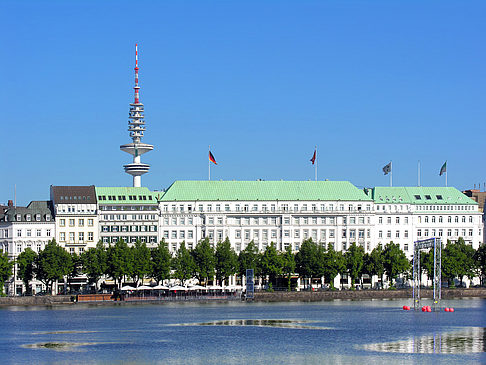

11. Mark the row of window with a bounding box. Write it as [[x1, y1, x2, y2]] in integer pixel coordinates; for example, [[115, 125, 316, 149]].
[[416, 228, 476, 238], [163, 202, 373, 214], [101, 214, 157, 221], [57, 205, 96, 214], [59, 231, 94, 243], [15, 243, 44, 253], [101, 225, 157, 233], [101, 236, 158, 244], [59, 218, 94, 227], [100, 205, 157, 211], [98, 195, 154, 201], [14, 213, 50, 222], [16, 228, 51, 238], [162, 230, 194, 240], [417, 216, 474, 224]]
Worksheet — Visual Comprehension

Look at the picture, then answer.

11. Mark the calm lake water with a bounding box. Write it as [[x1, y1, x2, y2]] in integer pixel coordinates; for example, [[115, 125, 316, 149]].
[[1, 298, 485, 364]]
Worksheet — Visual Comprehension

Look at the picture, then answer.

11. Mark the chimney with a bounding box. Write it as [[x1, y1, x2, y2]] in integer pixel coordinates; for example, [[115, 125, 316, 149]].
[[8, 200, 13, 207]]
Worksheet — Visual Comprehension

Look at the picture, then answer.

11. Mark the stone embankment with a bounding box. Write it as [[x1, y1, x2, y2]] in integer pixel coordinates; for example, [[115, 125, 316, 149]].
[[1, 288, 485, 306], [254, 288, 486, 302], [0, 295, 73, 306]]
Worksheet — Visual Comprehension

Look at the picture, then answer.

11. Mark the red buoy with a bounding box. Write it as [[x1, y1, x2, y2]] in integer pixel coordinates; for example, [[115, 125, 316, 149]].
[[403, 305, 410, 311], [450, 308, 454, 312], [444, 307, 450, 312]]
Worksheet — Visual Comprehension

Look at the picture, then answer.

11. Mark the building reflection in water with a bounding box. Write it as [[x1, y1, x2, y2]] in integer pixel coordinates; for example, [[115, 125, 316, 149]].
[[364, 327, 486, 354]]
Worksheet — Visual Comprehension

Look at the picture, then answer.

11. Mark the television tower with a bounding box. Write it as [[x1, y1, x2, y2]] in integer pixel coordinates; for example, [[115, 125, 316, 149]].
[[120, 44, 154, 187]]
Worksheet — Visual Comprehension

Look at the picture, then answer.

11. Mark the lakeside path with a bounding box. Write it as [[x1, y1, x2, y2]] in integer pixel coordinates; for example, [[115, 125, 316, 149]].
[[1, 288, 486, 306], [254, 288, 486, 302]]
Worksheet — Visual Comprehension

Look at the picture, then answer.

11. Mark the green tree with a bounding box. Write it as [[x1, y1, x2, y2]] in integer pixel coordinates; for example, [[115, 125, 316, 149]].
[[260, 243, 282, 285], [106, 239, 132, 289], [383, 242, 410, 287], [67, 252, 82, 293], [130, 240, 151, 287], [367, 244, 386, 289], [442, 238, 476, 286], [322, 243, 344, 289], [474, 244, 486, 286], [281, 245, 296, 291], [215, 238, 238, 286], [172, 242, 195, 285], [345, 243, 364, 288], [191, 238, 215, 286], [35, 240, 73, 294], [0, 250, 13, 296], [16, 248, 37, 295], [238, 240, 260, 278], [81, 241, 107, 292], [420, 249, 435, 283], [151, 240, 172, 285], [295, 239, 319, 288]]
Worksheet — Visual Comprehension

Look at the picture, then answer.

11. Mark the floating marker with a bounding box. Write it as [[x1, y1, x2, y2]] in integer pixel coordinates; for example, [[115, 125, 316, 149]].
[[403, 305, 411, 311]]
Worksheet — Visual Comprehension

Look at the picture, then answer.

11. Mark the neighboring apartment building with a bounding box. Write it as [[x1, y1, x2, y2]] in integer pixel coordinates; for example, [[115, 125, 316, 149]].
[[462, 189, 486, 212], [370, 187, 483, 257], [50, 186, 99, 254], [158, 180, 375, 253], [96, 187, 160, 246], [0, 200, 55, 295]]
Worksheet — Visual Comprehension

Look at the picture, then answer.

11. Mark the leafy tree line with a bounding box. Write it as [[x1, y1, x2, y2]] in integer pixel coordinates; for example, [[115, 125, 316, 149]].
[[3, 236, 486, 294]]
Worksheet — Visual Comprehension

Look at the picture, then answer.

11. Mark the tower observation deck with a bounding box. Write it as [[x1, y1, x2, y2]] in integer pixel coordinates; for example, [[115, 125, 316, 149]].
[[120, 44, 154, 187]]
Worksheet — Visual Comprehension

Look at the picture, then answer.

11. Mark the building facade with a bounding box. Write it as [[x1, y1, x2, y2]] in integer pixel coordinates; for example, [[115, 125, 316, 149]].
[[158, 180, 375, 253], [0, 201, 55, 295], [96, 187, 160, 246], [50, 186, 99, 255], [370, 187, 483, 257]]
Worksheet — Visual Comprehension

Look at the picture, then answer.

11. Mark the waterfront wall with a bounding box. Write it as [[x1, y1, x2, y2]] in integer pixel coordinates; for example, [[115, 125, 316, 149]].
[[253, 288, 486, 302], [0, 295, 72, 306]]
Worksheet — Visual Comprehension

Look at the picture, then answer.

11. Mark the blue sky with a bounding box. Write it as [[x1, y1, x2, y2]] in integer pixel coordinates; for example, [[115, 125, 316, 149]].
[[2, 1, 485, 205]]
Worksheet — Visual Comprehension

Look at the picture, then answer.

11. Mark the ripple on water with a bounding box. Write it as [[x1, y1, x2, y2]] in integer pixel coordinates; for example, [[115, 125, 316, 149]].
[[171, 319, 331, 330], [363, 327, 486, 354]]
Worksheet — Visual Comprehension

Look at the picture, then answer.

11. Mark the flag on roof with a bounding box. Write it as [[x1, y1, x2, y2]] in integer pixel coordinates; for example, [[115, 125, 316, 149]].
[[439, 161, 447, 176], [310, 149, 316, 165], [209, 151, 217, 165], [383, 162, 391, 175]]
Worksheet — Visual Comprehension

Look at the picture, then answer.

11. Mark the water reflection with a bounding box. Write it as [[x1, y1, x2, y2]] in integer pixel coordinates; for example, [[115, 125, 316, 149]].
[[174, 319, 327, 330], [22, 342, 99, 352], [364, 327, 486, 354]]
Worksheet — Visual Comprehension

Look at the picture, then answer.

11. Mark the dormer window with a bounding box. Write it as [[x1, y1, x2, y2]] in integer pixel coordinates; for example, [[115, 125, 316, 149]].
[[26, 214, 31, 221], [414, 195, 421, 200], [16, 214, 21, 221], [425, 195, 432, 200], [35, 214, 41, 221], [45, 214, 51, 221]]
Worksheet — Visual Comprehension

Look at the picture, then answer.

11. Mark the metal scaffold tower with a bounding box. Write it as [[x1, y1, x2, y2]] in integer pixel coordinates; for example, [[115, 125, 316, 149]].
[[413, 238, 442, 311]]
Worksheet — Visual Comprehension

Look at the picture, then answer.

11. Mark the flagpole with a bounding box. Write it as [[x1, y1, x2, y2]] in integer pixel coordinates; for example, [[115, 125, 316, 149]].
[[446, 169, 448, 187], [418, 160, 421, 186], [315, 145, 317, 181], [208, 145, 211, 181], [390, 161, 393, 187]]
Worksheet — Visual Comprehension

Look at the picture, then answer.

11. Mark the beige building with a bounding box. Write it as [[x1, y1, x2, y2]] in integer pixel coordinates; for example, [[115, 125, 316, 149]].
[[50, 186, 99, 254]]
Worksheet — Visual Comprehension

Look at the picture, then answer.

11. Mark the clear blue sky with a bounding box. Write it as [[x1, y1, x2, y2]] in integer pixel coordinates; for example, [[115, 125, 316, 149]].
[[2, 1, 485, 205]]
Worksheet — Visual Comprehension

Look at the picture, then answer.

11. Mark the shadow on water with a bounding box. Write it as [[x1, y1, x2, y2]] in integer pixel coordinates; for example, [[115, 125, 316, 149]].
[[171, 319, 329, 330], [364, 327, 486, 354]]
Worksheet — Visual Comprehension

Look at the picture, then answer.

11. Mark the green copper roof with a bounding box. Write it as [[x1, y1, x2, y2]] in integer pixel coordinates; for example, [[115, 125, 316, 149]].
[[160, 180, 372, 202], [95, 187, 162, 205], [369, 187, 477, 205]]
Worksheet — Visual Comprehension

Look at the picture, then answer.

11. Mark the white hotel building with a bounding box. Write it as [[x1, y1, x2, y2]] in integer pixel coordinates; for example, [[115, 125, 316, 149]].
[[157, 181, 483, 257]]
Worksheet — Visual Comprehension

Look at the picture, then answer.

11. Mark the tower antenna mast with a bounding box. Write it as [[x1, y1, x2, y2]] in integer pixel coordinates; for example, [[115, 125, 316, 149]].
[[120, 44, 154, 187]]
